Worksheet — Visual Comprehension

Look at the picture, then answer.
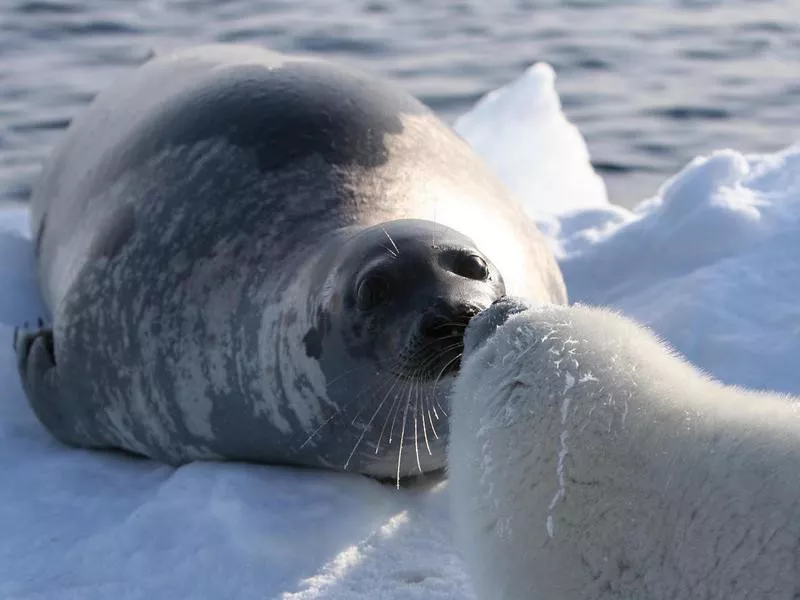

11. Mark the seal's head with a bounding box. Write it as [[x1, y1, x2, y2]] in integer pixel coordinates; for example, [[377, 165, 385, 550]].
[[304, 219, 506, 480]]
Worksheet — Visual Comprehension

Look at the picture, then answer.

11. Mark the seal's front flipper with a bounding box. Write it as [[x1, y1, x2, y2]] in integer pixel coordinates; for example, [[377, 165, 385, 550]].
[[14, 324, 86, 447], [15, 323, 56, 393]]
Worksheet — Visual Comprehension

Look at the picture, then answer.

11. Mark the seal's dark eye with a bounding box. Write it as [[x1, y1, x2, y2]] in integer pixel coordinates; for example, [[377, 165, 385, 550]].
[[356, 276, 389, 311], [452, 253, 490, 281]]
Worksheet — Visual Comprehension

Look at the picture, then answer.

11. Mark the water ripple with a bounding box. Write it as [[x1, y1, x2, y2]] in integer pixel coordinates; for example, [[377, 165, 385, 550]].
[[0, 0, 798, 208]]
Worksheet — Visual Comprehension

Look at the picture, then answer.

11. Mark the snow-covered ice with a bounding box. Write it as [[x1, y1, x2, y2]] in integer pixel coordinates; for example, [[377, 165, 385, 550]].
[[1, 61, 798, 599]]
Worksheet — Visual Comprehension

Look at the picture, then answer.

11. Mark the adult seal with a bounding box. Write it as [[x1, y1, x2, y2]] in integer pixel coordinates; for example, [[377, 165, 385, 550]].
[[14, 45, 567, 479], [450, 298, 800, 599]]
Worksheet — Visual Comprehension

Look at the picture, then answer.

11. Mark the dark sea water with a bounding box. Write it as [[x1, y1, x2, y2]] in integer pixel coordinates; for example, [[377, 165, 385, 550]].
[[1, 0, 798, 208]]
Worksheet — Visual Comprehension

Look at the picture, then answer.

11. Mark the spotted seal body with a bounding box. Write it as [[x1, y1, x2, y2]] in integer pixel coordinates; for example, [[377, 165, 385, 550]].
[[450, 299, 800, 599], [15, 45, 566, 478]]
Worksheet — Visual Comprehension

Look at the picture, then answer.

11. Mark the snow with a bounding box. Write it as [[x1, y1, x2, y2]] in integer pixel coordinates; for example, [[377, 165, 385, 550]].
[[1, 60, 798, 599], [561, 145, 800, 392], [453, 63, 608, 220]]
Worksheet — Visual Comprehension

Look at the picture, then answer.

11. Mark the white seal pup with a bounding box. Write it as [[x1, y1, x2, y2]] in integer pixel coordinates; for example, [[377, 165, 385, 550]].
[[13, 45, 567, 479], [449, 298, 800, 599]]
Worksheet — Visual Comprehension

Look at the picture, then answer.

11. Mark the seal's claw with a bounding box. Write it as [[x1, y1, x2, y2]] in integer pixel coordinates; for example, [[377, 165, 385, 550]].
[[14, 325, 81, 446], [15, 326, 33, 384], [26, 332, 56, 382], [15, 325, 56, 393]]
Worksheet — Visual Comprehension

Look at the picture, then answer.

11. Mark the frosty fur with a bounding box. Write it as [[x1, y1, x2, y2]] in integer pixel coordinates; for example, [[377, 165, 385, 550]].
[[451, 302, 800, 600]]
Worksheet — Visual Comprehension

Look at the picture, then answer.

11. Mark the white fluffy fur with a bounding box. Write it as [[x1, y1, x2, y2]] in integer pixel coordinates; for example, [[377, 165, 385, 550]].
[[449, 303, 800, 600]]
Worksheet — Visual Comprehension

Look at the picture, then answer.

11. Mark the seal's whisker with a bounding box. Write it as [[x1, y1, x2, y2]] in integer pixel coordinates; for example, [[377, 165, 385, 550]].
[[299, 412, 342, 449], [347, 374, 396, 425], [394, 337, 464, 381], [299, 372, 393, 449], [387, 378, 410, 446], [432, 351, 463, 393], [412, 378, 422, 473], [411, 341, 462, 370], [414, 360, 440, 442], [428, 406, 439, 435], [377, 379, 407, 452], [300, 365, 388, 445], [324, 362, 379, 388], [396, 388, 414, 489], [376, 345, 446, 373], [389, 367, 423, 453], [304, 326, 464, 470], [406, 343, 461, 443], [418, 342, 464, 374], [420, 368, 442, 439], [345, 370, 405, 457], [416, 333, 466, 350], [381, 226, 400, 257], [343, 381, 397, 470], [429, 321, 469, 329], [430, 352, 461, 421], [376, 393, 400, 454], [386, 333, 464, 363], [419, 376, 433, 456]]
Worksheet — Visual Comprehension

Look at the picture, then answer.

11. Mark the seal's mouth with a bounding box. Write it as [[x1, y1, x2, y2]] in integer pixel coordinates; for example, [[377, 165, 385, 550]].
[[391, 307, 479, 381]]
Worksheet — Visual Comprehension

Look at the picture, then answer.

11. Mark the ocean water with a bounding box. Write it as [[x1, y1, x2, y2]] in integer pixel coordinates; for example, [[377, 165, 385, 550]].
[[1, 0, 798, 208]]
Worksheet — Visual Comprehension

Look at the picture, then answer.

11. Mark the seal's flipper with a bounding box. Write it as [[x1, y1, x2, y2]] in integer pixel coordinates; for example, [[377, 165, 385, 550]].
[[15, 324, 55, 390], [14, 325, 93, 448]]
